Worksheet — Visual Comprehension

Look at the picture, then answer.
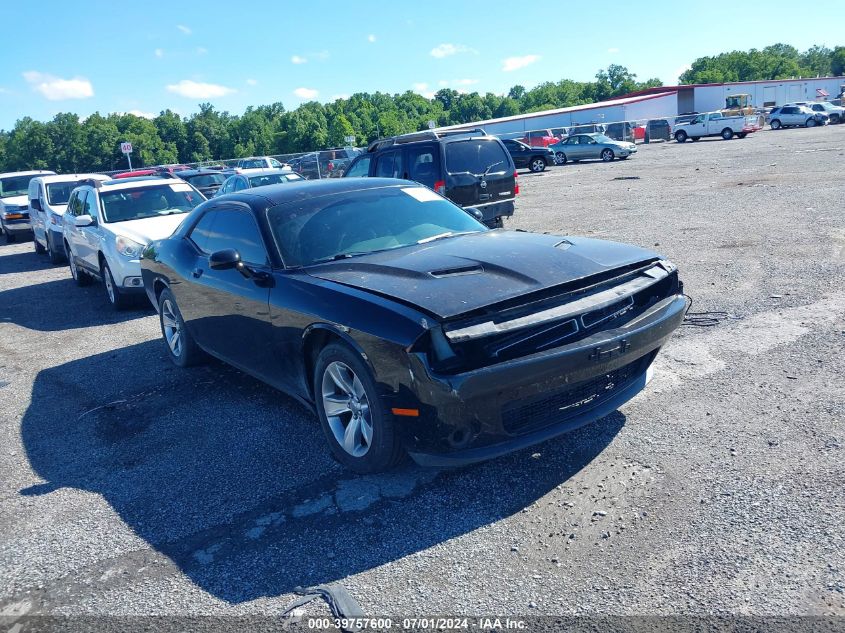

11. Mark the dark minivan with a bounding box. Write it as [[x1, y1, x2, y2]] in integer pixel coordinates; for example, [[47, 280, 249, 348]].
[[343, 129, 517, 228]]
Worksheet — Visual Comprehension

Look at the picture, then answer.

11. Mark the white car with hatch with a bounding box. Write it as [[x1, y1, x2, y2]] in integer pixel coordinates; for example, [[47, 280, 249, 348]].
[[62, 176, 205, 308], [29, 173, 109, 263], [0, 170, 56, 243]]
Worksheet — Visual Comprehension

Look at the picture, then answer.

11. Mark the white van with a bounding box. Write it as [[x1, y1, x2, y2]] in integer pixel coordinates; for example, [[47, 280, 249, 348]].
[[0, 170, 55, 243], [29, 174, 109, 263]]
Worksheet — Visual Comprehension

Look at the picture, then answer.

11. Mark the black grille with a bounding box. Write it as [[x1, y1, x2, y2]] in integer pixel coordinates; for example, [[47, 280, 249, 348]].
[[502, 356, 649, 435]]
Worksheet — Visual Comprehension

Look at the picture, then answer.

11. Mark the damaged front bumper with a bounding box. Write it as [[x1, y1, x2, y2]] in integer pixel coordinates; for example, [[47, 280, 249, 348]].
[[400, 293, 689, 467]]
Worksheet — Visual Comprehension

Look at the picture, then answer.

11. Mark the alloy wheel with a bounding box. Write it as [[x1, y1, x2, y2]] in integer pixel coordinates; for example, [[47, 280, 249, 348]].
[[104, 266, 116, 304], [601, 149, 614, 162], [161, 299, 183, 358], [321, 361, 373, 457]]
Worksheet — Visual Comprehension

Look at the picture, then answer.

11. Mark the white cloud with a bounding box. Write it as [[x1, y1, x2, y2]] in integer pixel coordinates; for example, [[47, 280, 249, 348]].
[[502, 54, 540, 72], [430, 43, 476, 58], [155, 48, 164, 58], [607, 47, 620, 54], [291, 55, 307, 64], [177, 24, 192, 35], [22, 71, 94, 100], [294, 87, 319, 99], [412, 82, 429, 92], [246, 78, 258, 86], [367, 34, 376, 43], [196, 47, 208, 55], [166, 79, 235, 99], [126, 109, 156, 119]]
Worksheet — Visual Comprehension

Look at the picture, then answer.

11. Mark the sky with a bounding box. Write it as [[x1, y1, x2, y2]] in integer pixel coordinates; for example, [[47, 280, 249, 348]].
[[1, 0, 844, 129]]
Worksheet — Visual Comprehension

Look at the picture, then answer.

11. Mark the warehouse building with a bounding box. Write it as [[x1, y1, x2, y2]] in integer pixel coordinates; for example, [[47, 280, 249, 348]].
[[434, 76, 844, 136]]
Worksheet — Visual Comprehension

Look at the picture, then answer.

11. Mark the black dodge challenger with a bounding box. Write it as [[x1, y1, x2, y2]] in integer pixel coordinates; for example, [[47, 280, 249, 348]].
[[140, 178, 688, 472]]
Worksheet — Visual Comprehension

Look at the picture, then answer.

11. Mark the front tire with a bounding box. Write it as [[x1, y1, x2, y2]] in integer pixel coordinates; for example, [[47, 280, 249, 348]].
[[737, 132, 747, 139], [721, 128, 734, 140], [675, 130, 688, 143], [529, 158, 546, 173], [158, 288, 204, 367], [771, 119, 782, 130], [806, 118, 817, 128], [600, 149, 615, 162], [554, 151, 567, 165], [102, 261, 131, 310], [47, 233, 63, 264], [67, 243, 92, 286], [314, 343, 404, 473], [34, 237, 46, 255]]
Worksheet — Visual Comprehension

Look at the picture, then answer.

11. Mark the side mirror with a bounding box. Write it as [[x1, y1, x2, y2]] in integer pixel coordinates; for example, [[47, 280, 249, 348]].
[[209, 248, 241, 271], [465, 207, 484, 221], [31, 199, 42, 211], [74, 214, 94, 227]]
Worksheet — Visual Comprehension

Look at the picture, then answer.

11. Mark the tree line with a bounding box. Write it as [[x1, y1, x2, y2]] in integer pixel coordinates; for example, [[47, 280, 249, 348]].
[[680, 44, 845, 84], [0, 64, 659, 174]]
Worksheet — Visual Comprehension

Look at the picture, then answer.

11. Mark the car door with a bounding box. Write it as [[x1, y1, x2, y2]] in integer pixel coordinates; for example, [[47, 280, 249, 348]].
[[781, 107, 797, 125], [178, 204, 277, 379], [405, 144, 440, 190], [503, 140, 527, 168], [78, 189, 103, 271], [64, 189, 90, 262], [373, 150, 403, 179]]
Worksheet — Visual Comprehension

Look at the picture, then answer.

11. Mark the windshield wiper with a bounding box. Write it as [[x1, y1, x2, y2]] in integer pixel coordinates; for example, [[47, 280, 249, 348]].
[[417, 230, 478, 244], [481, 160, 504, 177]]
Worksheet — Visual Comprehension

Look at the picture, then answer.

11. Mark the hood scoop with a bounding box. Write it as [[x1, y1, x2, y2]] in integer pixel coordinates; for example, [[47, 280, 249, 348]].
[[429, 264, 483, 279]]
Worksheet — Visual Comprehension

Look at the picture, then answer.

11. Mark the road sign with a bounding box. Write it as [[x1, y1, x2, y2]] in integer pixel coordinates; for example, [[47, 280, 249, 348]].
[[120, 142, 133, 154], [427, 120, 436, 129], [344, 135, 355, 145]]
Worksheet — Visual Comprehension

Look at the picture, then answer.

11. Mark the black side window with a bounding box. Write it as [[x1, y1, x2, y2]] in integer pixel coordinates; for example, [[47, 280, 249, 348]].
[[189, 210, 217, 253], [67, 192, 79, 216], [344, 155, 371, 177], [406, 145, 439, 189], [233, 177, 248, 192], [76, 191, 89, 217], [205, 209, 268, 265], [375, 151, 403, 178]]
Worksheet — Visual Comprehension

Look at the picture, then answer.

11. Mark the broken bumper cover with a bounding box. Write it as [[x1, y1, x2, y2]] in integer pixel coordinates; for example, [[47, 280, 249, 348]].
[[404, 294, 689, 467]]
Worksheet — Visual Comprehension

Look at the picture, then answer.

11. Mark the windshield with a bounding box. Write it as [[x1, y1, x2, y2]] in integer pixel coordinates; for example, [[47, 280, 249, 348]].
[[248, 173, 303, 187], [46, 180, 89, 205], [0, 175, 36, 199], [445, 139, 510, 175], [183, 173, 226, 188], [100, 183, 203, 223], [266, 185, 485, 267]]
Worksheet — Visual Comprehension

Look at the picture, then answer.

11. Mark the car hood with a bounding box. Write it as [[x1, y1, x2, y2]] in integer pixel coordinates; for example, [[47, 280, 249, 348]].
[[47, 204, 68, 215], [305, 231, 660, 320], [1, 195, 29, 208], [106, 214, 188, 244]]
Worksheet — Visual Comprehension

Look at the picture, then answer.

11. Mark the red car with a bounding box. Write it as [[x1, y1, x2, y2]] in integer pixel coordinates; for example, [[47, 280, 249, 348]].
[[519, 129, 558, 147], [112, 168, 159, 179]]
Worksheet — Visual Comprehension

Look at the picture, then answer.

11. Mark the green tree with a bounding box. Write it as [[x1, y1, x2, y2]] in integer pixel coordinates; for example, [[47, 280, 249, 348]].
[[6, 118, 54, 170], [327, 113, 355, 147]]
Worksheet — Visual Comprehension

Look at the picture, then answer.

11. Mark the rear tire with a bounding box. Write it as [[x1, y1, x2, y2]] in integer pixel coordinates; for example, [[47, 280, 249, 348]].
[[675, 130, 688, 143], [529, 158, 546, 173], [314, 343, 405, 473], [4, 230, 15, 244], [158, 288, 204, 367], [47, 233, 63, 264], [721, 128, 734, 140]]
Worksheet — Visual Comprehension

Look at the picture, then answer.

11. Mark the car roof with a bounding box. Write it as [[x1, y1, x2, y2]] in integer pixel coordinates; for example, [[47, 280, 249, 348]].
[[232, 168, 292, 175], [0, 170, 56, 178], [34, 173, 110, 184], [94, 177, 186, 191], [217, 177, 422, 207], [174, 169, 224, 177]]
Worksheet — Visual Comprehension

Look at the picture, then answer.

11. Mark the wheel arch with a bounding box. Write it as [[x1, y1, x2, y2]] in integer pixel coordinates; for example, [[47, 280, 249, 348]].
[[302, 323, 373, 402]]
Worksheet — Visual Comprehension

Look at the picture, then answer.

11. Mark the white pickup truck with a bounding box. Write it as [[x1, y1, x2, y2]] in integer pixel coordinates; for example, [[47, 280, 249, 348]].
[[673, 112, 760, 143]]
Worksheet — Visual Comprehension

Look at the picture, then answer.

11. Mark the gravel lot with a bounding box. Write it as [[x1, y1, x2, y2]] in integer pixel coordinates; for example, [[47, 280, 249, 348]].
[[1, 126, 844, 625]]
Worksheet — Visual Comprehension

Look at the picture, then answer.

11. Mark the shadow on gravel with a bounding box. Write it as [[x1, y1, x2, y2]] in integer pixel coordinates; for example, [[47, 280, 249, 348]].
[[0, 278, 152, 330], [0, 250, 56, 275], [20, 340, 625, 603]]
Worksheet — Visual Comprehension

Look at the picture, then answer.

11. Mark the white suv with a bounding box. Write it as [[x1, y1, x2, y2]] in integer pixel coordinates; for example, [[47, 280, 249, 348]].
[[235, 156, 291, 170], [63, 177, 205, 309], [29, 173, 109, 263], [0, 170, 56, 243]]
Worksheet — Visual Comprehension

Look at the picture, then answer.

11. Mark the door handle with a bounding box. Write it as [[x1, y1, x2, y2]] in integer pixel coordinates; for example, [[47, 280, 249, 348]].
[[192, 268, 203, 278]]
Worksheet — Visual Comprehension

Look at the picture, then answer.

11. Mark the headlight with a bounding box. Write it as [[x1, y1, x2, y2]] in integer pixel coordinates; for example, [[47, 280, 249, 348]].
[[116, 236, 145, 258]]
